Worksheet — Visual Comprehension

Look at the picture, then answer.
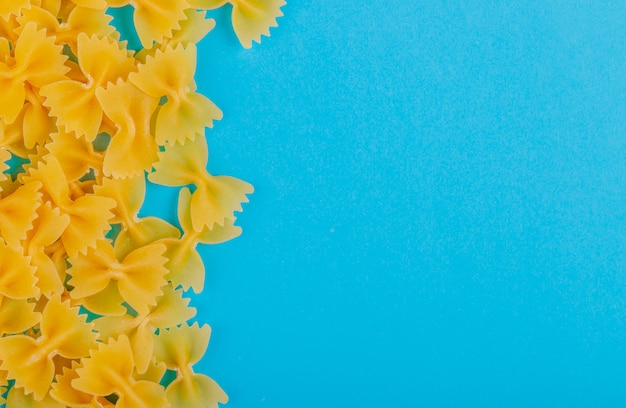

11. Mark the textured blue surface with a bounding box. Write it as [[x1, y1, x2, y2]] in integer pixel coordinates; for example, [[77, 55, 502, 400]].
[[136, 2, 626, 406]]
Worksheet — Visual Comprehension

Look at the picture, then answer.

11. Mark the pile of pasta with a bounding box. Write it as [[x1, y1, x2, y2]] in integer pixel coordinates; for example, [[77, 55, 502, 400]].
[[0, 0, 284, 406]]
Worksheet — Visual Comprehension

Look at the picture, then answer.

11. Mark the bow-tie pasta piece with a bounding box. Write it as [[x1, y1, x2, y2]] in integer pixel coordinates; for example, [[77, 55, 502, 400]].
[[154, 323, 227, 408], [0, 297, 97, 400], [161, 187, 242, 293], [149, 134, 253, 232], [107, 0, 191, 48], [68, 239, 169, 315], [73, 335, 168, 408], [95, 78, 160, 178], [190, 0, 285, 48], [40, 33, 135, 141], [129, 43, 222, 145]]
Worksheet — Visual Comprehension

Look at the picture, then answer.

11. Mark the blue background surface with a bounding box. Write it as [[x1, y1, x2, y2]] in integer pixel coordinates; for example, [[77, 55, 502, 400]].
[[132, 2, 626, 406]]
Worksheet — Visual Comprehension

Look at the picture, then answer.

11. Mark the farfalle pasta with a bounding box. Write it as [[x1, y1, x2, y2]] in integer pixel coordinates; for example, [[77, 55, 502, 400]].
[[0, 1, 284, 406]]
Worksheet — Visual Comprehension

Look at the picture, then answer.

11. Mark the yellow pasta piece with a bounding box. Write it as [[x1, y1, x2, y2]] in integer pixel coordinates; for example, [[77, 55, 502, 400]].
[[150, 134, 253, 231], [95, 78, 160, 178], [40, 33, 134, 141], [133, 0, 190, 48], [129, 43, 222, 145], [161, 187, 242, 293], [153, 323, 228, 408], [190, 0, 285, 48], [68, 239, 168, 315], [107, 0, 190, 47], [0, 297, 97, 400], [73, 335, 168, 408]]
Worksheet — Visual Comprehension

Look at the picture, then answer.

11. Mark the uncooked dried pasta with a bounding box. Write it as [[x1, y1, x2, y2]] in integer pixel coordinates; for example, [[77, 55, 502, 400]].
[[0, 1, 284, 406]]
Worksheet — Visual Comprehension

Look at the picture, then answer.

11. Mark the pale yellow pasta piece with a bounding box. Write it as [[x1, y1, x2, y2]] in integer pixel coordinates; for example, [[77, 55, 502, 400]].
[[73, 335, 169, 408], [153, 323, 227, 408], [40, 33, 134, 141], [0, 297, 97, 400], [0, 296, 41, 335], [68, 239, 168, 315], [95, 79, 160, 178], [129, 43, 222, 145], [94, 284, 196, 374], [23, 201, 70, 297], [149, 134, 253, 231], [190, 0, 285, 48], [161, 187, 242, 292], [0, 22, 68, 124]]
